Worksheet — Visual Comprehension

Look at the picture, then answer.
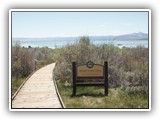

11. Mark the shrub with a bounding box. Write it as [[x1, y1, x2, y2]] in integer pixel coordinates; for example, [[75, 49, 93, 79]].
[[52, 36, 148, 93], [54, 62, 72, 83], [12, 43, 34, 78], [120, 86, 148, 95]]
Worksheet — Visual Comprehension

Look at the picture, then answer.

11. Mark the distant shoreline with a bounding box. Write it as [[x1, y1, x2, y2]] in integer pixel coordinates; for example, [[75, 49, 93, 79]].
[[12, 32, 148, 41]]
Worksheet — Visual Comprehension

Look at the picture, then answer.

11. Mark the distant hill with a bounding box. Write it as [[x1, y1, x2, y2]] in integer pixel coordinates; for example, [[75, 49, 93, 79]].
[[115, 32, 148, 40], [90, 32, 148, 40], [13, 32, 148, 41]]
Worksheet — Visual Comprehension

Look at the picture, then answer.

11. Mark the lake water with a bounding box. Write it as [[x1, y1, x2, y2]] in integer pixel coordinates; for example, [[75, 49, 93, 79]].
[[12, 38, 148, 48]]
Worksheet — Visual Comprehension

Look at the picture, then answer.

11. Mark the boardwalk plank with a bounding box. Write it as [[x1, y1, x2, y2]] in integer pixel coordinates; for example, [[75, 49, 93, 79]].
[[12, 63, 62, 108]]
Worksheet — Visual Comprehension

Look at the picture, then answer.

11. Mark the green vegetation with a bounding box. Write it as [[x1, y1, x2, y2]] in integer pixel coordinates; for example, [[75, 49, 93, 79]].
[[57, 82, 148, 108], [12, 42, 55, 96], [53, 36, 148, 108], [12, 36, 149, 108], [53, 36, 148, 89], [12, 42, 55, 79], [12, 77, 26, 96]]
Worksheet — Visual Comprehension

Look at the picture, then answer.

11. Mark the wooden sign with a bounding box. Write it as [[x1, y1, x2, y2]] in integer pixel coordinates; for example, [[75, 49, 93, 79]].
[[77, 61, 104, 78], [72, 61, 108, 96]]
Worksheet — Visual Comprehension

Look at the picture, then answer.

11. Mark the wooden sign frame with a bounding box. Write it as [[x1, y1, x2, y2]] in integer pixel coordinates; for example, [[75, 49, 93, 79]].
[[72, 61, 108, 96]]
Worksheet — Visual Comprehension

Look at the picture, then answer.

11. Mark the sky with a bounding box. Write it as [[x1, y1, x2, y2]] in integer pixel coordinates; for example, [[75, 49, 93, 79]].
[[12, 11, 148, 38]]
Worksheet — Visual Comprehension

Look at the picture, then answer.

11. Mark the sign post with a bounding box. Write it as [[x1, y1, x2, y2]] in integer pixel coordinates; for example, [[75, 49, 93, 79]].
[[104, 61, 108, 96], [72, 62, 76, 96], [72, 61, 108, 96]]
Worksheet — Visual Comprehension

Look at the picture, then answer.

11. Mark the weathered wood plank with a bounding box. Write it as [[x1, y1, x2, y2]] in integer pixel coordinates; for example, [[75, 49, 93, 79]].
[[12, 63, 62, 108]]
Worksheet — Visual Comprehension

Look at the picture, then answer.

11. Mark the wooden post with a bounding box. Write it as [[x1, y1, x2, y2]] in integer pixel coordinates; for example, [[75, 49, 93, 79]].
[[34, 60, 37, 70], [72, 62, 76, 96], [104, 61, 108, 96]]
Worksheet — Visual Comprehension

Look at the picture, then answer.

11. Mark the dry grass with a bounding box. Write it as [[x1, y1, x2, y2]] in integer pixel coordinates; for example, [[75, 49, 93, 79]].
[[12, 78, 26, 96], [57, 82, 148, 108]]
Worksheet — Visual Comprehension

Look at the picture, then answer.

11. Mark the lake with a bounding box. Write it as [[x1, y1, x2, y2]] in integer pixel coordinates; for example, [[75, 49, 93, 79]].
[[12, 38, 148, 48]]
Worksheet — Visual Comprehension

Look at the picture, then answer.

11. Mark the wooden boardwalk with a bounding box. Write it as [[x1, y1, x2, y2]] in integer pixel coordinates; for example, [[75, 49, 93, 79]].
[[12, 63, 62, 108]]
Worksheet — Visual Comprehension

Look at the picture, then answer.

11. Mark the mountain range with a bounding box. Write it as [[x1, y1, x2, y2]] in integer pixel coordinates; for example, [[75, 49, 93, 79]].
[[13, 32, 148, 41], [89, 32, 148, 40]]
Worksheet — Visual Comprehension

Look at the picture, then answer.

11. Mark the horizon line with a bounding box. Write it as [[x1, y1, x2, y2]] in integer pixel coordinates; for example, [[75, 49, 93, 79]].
[[12, 32, 148, 39]]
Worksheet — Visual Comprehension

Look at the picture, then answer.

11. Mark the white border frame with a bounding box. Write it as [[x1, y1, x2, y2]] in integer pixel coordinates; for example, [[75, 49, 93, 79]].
[[9, 9, 151, 111]]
